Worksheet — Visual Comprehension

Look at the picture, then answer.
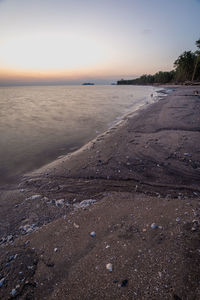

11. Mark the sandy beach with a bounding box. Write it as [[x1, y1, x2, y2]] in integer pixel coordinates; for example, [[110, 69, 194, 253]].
[[0, 86, 200, 300]]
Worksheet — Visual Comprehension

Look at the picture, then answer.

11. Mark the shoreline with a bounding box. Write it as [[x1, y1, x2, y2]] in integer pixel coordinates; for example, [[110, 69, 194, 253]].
[[23, 86, 168, 181], [0, 85, 160, 187], [0, 86, 200, 299]]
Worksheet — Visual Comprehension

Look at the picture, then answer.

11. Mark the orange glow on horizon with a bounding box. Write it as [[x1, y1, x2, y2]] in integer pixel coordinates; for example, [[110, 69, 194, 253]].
[[0, 64, 167, 83], [0, 29, 172, 83], [0, 66, 125, 82], [0, 31, 163, 83], [0, 31, 170, 83]]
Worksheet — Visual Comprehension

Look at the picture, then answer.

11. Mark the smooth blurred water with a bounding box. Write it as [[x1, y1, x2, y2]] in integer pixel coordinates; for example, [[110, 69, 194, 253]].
[[0, 85, 158, 183]]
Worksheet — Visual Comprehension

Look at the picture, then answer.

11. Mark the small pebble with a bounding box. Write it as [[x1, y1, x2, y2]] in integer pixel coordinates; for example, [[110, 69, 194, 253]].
[[121, 279, 128, 287], [184, 153, 190, 157], [151, 223, 158, 229], [106, 263, 113, 272], [0, 278, 5, 287], [90, 231, 96, 237], [7, 235, 13, 242], [54, 248, 58, 252], [27, 266, 34, 270], [191, 227, 197, 232], [9, 255, 15, 262], [11, 289, 17, 297]]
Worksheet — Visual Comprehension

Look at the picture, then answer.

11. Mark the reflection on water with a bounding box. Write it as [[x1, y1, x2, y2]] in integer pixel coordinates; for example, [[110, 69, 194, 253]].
[[0, 85, 157, 183]]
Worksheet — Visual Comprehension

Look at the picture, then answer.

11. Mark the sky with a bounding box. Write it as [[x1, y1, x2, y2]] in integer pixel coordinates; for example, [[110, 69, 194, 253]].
[[0, 0, 200, 85]]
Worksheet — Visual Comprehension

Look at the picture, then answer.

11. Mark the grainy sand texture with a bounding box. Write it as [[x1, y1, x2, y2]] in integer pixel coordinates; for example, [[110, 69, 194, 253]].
[[0, 86, 200, 300]]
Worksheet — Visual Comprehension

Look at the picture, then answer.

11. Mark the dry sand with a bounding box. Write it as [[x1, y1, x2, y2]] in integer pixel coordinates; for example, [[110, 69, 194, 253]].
[[0, 86, 200, 299]]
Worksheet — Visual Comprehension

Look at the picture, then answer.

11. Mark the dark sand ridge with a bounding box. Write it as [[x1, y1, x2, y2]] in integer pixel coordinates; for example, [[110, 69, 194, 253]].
[[0, 86, 200, 299]]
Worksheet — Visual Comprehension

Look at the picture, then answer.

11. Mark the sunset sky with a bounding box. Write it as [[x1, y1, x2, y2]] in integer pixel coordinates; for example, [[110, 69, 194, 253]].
[[0, 0, 200, 85]]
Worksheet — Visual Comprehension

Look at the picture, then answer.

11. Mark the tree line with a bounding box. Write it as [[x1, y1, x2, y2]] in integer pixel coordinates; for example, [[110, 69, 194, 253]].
[[117, 38, 200, 85]]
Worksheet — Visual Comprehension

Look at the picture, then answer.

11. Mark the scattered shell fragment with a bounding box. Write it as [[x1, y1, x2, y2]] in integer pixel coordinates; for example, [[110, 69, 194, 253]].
[[28, 195, 41, 200], [74, 199, 96, 209], [73, 222, 79, 229], [55, 199, 65, 207], [80, 199, 96, 208], [106, 263, 113, 272]]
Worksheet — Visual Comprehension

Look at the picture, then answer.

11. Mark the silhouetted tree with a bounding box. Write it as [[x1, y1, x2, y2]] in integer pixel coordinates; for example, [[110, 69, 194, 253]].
[[192, 38, 200, 81], [174, 51, 196, 82], [154, 71, 175, 83], [117, 71, 175, 85], [117, 37, 200, 85]]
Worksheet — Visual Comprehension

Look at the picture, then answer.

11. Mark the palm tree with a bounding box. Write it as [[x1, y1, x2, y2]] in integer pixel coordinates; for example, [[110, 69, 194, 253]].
[[192, 38, 200, 81]]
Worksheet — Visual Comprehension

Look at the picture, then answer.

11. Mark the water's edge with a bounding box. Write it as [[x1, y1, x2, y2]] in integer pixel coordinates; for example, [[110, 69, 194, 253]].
[[25, 87, 170, 179]]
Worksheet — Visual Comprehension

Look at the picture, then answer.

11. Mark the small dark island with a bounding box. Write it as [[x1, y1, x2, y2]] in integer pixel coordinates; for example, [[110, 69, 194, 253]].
[[82, 82, 95, 85]]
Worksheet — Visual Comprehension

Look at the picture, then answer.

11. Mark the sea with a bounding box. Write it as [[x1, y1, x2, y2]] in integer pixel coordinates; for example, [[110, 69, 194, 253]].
[[0, 84, 160, 184]]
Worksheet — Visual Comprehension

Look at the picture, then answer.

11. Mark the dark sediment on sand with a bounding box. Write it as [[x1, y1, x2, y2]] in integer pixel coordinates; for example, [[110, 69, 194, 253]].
[[0, 86, 200, 299]]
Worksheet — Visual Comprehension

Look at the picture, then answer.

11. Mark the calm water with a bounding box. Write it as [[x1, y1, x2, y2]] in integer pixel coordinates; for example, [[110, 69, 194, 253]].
[[0, 85, 158, 184]]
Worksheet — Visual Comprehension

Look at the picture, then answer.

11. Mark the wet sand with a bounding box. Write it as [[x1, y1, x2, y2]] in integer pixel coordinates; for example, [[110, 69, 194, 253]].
[[0, 86, 200, 299]]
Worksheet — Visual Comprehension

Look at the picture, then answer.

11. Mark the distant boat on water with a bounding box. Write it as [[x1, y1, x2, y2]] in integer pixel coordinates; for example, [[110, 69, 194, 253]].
[[82, 82, 95, 85]]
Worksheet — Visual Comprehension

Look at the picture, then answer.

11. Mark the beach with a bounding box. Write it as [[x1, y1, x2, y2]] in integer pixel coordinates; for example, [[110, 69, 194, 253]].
[[0, 86, 200, 299]]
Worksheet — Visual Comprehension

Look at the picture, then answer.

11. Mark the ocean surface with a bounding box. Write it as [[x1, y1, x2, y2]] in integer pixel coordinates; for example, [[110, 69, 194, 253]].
[[0, 85, 159, 184]]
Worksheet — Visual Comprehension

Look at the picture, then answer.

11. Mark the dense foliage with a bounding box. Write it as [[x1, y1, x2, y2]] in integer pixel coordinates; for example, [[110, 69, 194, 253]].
[[117, 38, 200, 85]]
